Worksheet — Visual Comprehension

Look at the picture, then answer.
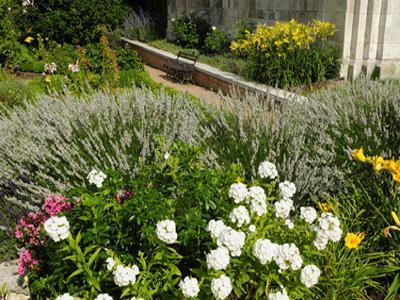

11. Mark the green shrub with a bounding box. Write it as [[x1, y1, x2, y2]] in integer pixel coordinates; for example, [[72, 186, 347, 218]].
[[116, 45, 144, 71], [204, 27, 229, 54], [16, 47, 45, 73], [170, 14, 199, 48], [16, 0, 129, 45], [0, 0, 21, 67], [231, 20, 340, 88]]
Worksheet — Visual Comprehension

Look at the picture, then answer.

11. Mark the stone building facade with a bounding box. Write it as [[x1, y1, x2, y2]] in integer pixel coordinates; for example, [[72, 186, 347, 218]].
[[167, 0, 400, 80]]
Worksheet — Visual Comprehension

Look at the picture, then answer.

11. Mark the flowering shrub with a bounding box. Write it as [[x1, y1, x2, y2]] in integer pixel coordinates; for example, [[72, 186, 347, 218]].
[[231, 19, 339, 87], [171, 15, 199, 49], [204, 27, 229, 54], [14, 141, 372, 299]]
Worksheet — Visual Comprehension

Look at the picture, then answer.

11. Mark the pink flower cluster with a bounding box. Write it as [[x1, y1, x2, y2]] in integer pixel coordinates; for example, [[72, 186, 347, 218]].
[[15, 194, 73, 246], [43, 194, 73, 217], [15, 211, 47, 246], [17, 249, 38, 276]]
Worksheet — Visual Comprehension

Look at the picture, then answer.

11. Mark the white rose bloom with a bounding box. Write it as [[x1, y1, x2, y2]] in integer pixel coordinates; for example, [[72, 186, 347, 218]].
[[274, 197, 294, 219], [228, 183, 248, 203], [87, 169, 107, 188], [301, 264, 321, 288], [95, 294, 113, 300], [253, 238, 278, 265], [275, 243, 303, 271], [211, 275, 232, 300], [44, 216, 70, 242], [229, 206, 250, 227], [207, 220, 227, 240], [217, 227, 246, 257], [278, 181, 296, 198], [300, 207, 317, 224], [56, 294, 74, 300], [268, 287, 289, 300], [206, 247, 230, 270], [258, 161, 278, 179], [113, 265, 139, 287], [248, 224, 256, 232], [156, 219, 178, 244], [285, 219, 294, 229], [179, 276, 200, 298], [106, 257, 115, 271]]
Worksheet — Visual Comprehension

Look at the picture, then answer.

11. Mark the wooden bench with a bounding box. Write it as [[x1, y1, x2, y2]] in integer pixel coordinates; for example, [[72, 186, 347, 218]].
[[164, 50, 199, 83]]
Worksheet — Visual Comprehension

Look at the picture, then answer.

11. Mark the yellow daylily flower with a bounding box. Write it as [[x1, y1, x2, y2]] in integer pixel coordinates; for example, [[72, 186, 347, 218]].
[[318, 202, 330, 212], [345, 232, 365, 249], [236, 176, 242, 184], [370, 156, 385, 172], [392, 171, 400, 184], [24, 36, 34, 44], [383, 225, 400, 237], [44, 76, 51, 83], [352, 147, 368, 163]]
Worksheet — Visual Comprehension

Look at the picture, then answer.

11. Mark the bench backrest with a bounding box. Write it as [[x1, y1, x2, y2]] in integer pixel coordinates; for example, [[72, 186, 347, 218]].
[[177, 51, 199, 64]]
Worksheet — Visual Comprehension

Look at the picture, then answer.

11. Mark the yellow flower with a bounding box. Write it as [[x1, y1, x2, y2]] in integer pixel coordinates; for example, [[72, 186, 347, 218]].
[[352, 147, 368, 163], [345, 232, 365, 249], [318, 202, 330, 212], [383, 225, 400, 237], [392, 171, 400, 184], [236, 176, 242, 184], [23, 276, 29, 285], [371, 156, 385, 172], [24, 36, 34, 44], [44, 76, 51, 83]]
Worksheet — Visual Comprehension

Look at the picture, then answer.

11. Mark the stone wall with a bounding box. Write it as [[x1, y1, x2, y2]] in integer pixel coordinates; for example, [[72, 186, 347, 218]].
[[167, 0, 400, 80]]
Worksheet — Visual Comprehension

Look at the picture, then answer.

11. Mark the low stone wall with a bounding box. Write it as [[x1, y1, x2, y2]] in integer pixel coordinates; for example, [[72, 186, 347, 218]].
[[120, 38, 307, 104]]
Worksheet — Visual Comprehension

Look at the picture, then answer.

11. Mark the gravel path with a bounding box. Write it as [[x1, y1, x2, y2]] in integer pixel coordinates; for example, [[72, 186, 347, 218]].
[[0, 260, 29, 299], [144, 65, 223, 108]]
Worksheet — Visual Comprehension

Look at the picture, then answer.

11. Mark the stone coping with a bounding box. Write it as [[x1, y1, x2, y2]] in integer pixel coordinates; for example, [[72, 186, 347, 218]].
[[121, 38, 308, 104]]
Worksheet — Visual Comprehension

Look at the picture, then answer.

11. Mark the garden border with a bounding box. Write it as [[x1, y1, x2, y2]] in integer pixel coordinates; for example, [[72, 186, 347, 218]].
[[120, 38, 307, 104]]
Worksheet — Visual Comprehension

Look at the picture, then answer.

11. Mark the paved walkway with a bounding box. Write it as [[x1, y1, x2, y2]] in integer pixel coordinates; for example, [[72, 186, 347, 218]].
[[145, 65, 223, 108], [0, 261, 29, 299]]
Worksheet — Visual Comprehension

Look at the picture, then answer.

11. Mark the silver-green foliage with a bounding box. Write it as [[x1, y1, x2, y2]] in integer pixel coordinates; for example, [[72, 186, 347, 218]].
[[0, 88, 206, 211], [1, 79, 400, 217]]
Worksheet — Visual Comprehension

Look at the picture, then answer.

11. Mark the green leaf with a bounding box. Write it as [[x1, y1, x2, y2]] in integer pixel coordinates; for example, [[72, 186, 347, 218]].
[[88, 247, 101, 267], [66, 268, 84, 282]]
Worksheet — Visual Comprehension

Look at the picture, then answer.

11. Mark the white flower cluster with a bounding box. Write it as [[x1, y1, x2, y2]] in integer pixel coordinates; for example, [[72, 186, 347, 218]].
[[179, 276, 200, 298], [95, 294, 113, 300], [300, 264, 321, 288], [206, 246, 230, 270], [312, 213, 342, 250], [207, 220, 227, 239], [253, 239, 303, 271], [275, 243, 303, 271], [229, 205, 250, 227], [258, 161, 278, 179], [253, 238, 277, 265], [44, 62, 57, 74], [113, 264, 139, 287], [207, 220, 246, 258], [56, 294, 74, 300], [268, 287, 289, 300], [131, 298, 144, 300], [87, 169, 107, 188], [274, 197, 294, 219], [300, 206, 317, 224], [156, 219, 178, 244], [228, 182, 247, 203], [106, 257, 115, 271], [247, 186, 267, 216], [44, 216, 70, 242], [278, 181, 296, 198], [211, 275, 232, 300], [217, 227, 246, 257]]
